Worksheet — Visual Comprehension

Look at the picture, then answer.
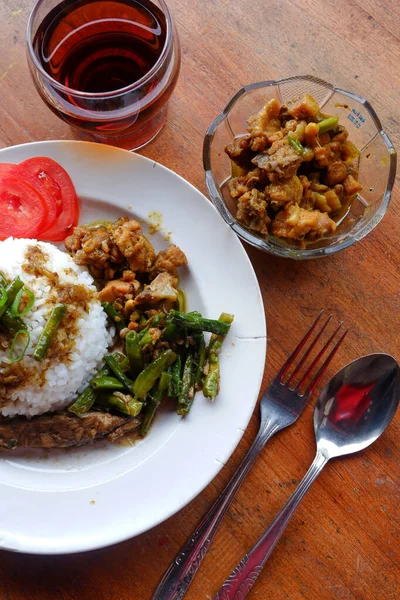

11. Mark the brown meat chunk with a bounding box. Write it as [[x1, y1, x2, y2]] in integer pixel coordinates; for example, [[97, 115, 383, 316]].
[[134, 272, 178, 306], [252, 139, 302, 182], [225, 135, 252, 169], [150, 244, 187, 283], [112, 219, 156, 273], [98, 279, 140, 303], [325, 161, 348, 186], [343, 174, 362, 197], [236, 188, 270, 235], [228, 168, 268, 199], [0, 412, 140, 449], [247, 99, 282, 151], [268, 175, 303, 209], [64, 226, 124, 271], [313, 142, 341, 168], [287, 93, 320, 119], [271, 204, 336, 240]]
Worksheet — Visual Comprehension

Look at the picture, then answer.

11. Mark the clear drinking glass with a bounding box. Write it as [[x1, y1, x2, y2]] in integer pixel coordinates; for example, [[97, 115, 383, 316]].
[[26, 0, 181, 150], [203, 75, 397, 259]]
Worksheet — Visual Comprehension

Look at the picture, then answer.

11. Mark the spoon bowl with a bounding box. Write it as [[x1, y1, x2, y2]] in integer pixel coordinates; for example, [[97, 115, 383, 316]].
[[314, 353, 400, 459]]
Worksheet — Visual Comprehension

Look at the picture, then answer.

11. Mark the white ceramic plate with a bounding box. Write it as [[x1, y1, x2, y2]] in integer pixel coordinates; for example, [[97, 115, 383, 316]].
[[0, 141, 266, 554]]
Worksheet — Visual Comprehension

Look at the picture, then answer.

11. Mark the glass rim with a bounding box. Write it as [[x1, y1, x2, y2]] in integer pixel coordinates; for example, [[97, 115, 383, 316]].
[[26, 0, 174, 99]]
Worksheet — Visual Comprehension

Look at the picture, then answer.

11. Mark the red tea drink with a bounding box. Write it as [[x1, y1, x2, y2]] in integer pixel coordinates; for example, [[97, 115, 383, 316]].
[[29, 0, 180, 148]]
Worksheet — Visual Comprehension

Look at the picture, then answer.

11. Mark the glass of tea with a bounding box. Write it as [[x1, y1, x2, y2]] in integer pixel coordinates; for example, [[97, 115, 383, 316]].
[[26, 0, 181, 150]]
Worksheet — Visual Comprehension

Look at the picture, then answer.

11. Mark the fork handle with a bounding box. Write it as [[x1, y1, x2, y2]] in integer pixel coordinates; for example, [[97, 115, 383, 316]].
[[151, 419, 280, 600], [213, 451, 329, 600]]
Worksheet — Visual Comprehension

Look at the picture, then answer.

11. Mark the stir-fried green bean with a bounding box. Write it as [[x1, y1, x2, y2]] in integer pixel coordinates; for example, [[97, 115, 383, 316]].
[[91, 375, 125, 391], [101, 302, 127, 332], [203, 313, 234, 401], [33, 304, 66, 362], [125, 330, 144, 375], [318, 116, 339, 134], [140, 372, 172, 437], [106, 392, 143, 417], [168, 354, 182, 397], [194, 332, 206, 388], [169, 310, 232, 335], [68, 385, 97, 417], [0, 276, 24, 319], [104, 354, 135, 393], [133, 349, 176, 399], [177, 348, 197, 415]]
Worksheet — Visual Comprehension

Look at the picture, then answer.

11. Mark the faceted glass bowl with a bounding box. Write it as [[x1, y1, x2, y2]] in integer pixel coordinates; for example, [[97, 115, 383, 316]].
[[203, 75, 397, 259]]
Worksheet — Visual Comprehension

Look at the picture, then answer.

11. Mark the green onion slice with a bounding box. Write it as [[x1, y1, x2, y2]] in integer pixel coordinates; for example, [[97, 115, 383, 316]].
[[10, 330, 30, 363], [0, 286, 7, 309], [10, 288, 35, 318]]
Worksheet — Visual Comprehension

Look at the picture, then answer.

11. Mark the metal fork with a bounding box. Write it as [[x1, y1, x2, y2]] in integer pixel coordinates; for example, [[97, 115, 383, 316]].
[[151, 312, 347, 600]]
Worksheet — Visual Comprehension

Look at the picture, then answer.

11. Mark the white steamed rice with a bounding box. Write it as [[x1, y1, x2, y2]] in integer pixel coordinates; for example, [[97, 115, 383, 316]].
[[0, 238, 113, 417]]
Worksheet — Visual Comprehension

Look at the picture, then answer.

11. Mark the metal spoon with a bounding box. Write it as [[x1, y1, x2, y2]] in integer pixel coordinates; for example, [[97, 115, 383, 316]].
[[213, 353, 400, 600]]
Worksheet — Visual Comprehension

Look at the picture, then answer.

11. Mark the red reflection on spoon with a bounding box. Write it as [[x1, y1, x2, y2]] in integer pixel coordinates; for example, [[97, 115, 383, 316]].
[[332, 382, 375, 425]]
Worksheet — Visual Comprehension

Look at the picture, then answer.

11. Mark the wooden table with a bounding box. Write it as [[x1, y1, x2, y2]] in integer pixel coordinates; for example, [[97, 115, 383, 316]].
[[0, 0, 399, 598]]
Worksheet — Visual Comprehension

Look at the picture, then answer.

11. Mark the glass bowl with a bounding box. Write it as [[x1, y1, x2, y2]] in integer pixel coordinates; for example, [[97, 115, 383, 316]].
[[203, 75, 397, 259]]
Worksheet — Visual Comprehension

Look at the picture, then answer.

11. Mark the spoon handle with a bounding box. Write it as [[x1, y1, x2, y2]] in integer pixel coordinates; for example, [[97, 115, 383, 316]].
[[213, 451, 329, 600]]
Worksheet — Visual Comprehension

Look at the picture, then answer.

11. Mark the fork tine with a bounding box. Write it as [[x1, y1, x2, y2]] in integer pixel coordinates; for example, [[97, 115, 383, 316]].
[[296, 321, 343, 391], [279, 311, 324, 381], [301, 328, 349, 397], [287, 314, 332, 387]]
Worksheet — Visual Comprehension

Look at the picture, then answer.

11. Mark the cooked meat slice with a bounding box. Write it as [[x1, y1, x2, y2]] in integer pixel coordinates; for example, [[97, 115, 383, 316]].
[[0, 412, 140, 449], [287, 93, 320, 119], [236, 188, 270, 235], [112, 219, 156, 273], [268, 175, 303, 209], [247, 99, 282, 151], [224, 135, 252, 169], [64, 226, 124, 270], [134, 272, 178, 306], [332, 125, 349, 144], [325, 161, 348, 186], [98, 279, 140, 303], [271, 204, 336, 239], [252, 139, 302, 182], [150, 244, 188, 282], [343, 174, 362, 197]]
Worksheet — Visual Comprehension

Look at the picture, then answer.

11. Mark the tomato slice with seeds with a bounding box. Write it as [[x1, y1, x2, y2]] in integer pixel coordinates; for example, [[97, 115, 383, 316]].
[[0, 174, 49, 240], [0, 162, 58, 232], [18, 157, 79, 241]]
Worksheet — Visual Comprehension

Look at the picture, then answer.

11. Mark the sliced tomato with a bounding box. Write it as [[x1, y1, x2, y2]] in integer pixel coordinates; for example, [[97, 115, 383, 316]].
[[0, 174, 49, 240], [18, 157, 79, 241], [0, 162, 58, 232]]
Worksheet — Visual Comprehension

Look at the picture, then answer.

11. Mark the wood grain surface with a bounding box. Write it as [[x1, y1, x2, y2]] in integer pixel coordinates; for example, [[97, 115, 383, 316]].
[[0, 0, 399, 598]]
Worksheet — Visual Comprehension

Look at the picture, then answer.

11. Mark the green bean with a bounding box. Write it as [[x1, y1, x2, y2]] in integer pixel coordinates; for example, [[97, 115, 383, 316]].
[[91, 376, 125, 391], [68, 385, 97, 417], [140, 372, 172, 437], [0, 272, 7, 287], [195, 333, 206, 388], [33, 304, 66, 362], [104, 354, 135, 393], [169, 310, 231, 335], [0, 276, 23, 319], [318, 116, 339, 134], [0, 286, 7, 309], [168, 354, 182, 397], [1, 311, 27, 333], [101, 302, 127, 332], [107, 392, 143, 417], [177, 348, 197, 415], [287, 134, 305, 155], [125, 330, 144, 375], [133, 349, 177, 399], [203, 313, 234, 401]]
